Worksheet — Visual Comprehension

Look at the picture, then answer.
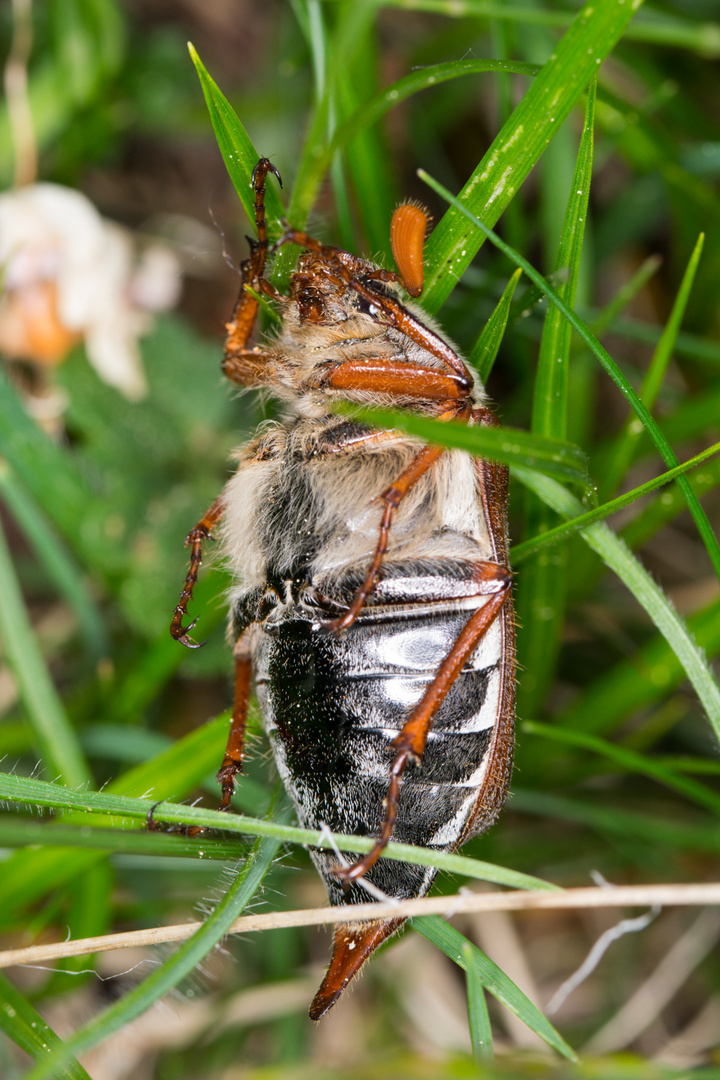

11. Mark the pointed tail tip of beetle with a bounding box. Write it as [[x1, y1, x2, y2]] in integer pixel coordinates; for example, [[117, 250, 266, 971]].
[[308, 917, 405, 1022]]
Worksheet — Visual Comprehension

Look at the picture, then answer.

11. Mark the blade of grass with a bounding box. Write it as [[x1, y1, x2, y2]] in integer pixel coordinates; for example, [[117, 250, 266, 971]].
[[523, 721, 720, 817], [469, 267, 523, 384], [621, 453, 720, 551], [514, 466, 720, 744], [0, 459, 108, 661], [335, 405, 591, 491], [511, 441, 720, 563], [23, 829, 282, 1080], [512, 789, 720, 854], [0, 712, 231, 923], [0, 370, 97, 567], [296, 58, 539, 224], [590, 254, 662, 336], [463, 941, 494, 1063], [555, 594, 720, 740], [601, 233, 705, 498], [414, 916, 576, 1060], [0, 771, 556, 893], [0, 972, 91, 1080], [188, 44, 285, 236], [419, 169, 720, 582], [420, 0, 645, 313], [348, 2, 720, 56], [0, 515, 90, 788], [327, 4, 396, 257], [0, 817, 247, 860], [519, 79, 595, 716]]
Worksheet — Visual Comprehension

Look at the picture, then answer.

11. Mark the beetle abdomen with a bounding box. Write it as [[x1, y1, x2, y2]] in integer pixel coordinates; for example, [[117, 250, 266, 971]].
[[254, 597, 502, 907]]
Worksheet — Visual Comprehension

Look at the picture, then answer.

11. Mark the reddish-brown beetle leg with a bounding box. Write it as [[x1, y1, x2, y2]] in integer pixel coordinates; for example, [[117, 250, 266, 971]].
[[170, 497, 224, 649], [334, 565, 511, 883]]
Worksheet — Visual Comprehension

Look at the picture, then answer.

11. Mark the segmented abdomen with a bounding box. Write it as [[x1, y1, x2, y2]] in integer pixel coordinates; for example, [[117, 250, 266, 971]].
[[254, 600, 502, 906]]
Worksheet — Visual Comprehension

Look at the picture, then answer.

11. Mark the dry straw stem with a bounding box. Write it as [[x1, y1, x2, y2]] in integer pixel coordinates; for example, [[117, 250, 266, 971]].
[[1, 882, 718, 971]]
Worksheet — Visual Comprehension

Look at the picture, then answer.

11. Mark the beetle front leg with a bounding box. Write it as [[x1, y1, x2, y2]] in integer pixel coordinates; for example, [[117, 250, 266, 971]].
[[223, 158, 283, 388], [170, 496, 224, 648], [334, 561, 512, 883]]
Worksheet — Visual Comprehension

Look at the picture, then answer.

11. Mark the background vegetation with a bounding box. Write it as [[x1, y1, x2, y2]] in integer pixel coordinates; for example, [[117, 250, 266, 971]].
[[1, 0, 720, 1076]]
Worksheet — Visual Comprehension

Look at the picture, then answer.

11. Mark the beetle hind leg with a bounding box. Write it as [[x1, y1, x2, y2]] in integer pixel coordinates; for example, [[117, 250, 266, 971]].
[[334, 562, 511, 884]]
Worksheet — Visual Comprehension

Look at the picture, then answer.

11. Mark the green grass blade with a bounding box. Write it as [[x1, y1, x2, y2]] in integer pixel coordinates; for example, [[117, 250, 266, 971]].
[[0, 713, 231, 923], [621, 454, 720, 552], [512, 789, 720, 854], [0, 972, 91, 1080], [23, 830, 282, 1080], [336, 405, 591, 490], [524, 721, 720, 817], [356, 2, 720, 55], [533, 80, 595, 440], [0, 370, 94, 564], [414, 916, 576, 1060], [0, 771, 556, 892], [514, 466, 720, 744], [591, 254, 662, 336], [463, 941, 494, 1063], [519, 79, 596, 716], [555, 595, 720, 740], [420, 0, 645, 313], [602, 232, 705, 497], [0, 816, 248, 860], [511, 441, 720, 563], [0, 460, 108, 660], [299, 58, 539, 219], [469, 267, 523, 384], [420, 170, 720, 582], [188, 43, 285, 236], [0, 516, 90, 788]]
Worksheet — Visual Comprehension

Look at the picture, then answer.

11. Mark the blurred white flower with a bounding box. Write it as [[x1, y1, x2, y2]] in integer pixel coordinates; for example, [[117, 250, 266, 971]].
[[0, 183, 182, 399]]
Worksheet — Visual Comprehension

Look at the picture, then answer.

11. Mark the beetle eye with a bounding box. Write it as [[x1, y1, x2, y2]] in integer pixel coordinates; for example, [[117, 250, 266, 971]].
[[355, 294, 381, 318]]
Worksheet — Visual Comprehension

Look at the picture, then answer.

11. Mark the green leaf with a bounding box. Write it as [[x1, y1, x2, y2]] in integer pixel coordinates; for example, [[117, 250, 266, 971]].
[[421, 0, 646, 312], [523, 721, 720, 816], [0, 772, 557, 893], [463, 942, 494, 1063], [23, 829, 282, 1080], [414, 916, 576, 1060], [188, 43, 285, 236], [0, 972, 91, 1079], [419, 170, 720, 583], [602, 232, 706, 498], [511, 444, 720, 563], [335, 405, 591, 490], [518, 79, 596, 716], [555, 594, 720, 741], [469, 267, 523, 385], [514, 466, 720, 745], [0, 515, 90, 788], [0, 460, 108, 660]]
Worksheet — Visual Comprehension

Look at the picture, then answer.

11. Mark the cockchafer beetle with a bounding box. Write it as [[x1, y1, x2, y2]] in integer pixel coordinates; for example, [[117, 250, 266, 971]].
[[171, 159, 515, 1020]]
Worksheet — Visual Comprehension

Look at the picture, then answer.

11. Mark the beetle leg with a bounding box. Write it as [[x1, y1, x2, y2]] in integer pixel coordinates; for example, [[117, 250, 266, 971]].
[[334, 560, 511, 882], [223, 158, 283, 387], [325, 396, 470, 633], [216, 636, 254, 812], [323, 359, 469, 402], [325, 442, 447, 633], [170, 496, 225, 648]]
